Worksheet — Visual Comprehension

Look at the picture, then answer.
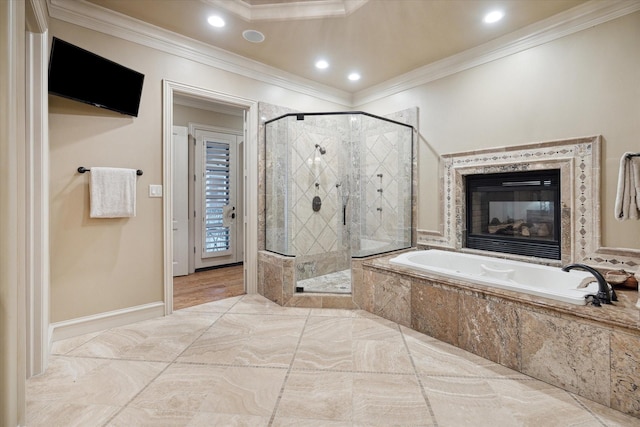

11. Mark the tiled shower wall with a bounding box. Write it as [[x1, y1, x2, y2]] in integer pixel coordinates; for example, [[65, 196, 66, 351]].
[[288, 115, 349, 279], [265, 110, 414, 280], [357, 117, 413, 252]]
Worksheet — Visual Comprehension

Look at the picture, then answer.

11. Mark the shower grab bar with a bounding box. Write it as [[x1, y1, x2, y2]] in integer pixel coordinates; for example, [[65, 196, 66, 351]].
[[77, 166, 143, 176]]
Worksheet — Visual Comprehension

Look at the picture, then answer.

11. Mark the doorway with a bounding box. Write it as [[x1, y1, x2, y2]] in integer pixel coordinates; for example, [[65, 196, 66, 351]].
[[192, 127, 243, 270], [172, 98, 245, 307], [162, 80, 259, 315]]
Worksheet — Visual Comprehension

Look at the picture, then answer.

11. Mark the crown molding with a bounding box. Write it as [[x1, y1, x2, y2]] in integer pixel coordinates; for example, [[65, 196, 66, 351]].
[[47, 0, 352, 106], [353, 0, 640, 106], [46, 0, 639, 109], [206, 0, 368, 22]]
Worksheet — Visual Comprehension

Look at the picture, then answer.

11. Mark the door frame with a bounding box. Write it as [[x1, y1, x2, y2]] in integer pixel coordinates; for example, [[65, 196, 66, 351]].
[[172, 125, 189, 276], [26, 26, 50, 378], [162, 80, 258, 315]]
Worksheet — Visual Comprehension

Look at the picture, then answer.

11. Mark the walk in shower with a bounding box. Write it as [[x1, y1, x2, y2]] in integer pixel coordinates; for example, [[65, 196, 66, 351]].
[[265, 112, 413, 294]]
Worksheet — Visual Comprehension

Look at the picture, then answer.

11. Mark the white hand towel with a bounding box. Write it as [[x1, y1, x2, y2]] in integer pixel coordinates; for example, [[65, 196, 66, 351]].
[[614, 153, 640, 220], [89, 167, 137, 218], [632, 156, 640, 218]]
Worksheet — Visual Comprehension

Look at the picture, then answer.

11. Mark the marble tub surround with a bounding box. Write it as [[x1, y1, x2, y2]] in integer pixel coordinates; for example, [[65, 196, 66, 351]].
[[360, 252, 640, 419], [365, 252, 640, 331], [27, 294, 639, 426], [418, 135, 640, 272]]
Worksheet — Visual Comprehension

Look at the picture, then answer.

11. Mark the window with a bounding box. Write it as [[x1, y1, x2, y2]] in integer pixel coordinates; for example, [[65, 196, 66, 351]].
[[203, 141, 232, 255]]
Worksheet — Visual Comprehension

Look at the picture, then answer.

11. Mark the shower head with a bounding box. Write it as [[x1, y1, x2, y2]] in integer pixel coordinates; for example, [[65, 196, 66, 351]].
[[315, 144, 327, 155]]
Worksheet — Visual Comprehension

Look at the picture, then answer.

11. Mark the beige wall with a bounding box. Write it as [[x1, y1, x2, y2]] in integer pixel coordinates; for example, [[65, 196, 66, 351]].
[[48, 10, 640, 322], [48, 19, 347, 323], [358, 11, 640, 251]]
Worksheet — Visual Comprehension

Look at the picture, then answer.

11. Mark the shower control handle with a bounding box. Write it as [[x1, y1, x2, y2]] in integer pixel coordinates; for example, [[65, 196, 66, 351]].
[[312, 196, 322, 212]]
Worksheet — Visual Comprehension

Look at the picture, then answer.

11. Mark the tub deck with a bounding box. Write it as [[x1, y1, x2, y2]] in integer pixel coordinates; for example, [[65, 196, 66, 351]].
[[389, 249, 601, 305], [370, 250, 640, 334]]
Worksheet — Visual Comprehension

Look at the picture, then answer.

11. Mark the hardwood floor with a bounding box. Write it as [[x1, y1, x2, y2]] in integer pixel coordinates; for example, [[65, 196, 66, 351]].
[[173, 263, 245, 310]]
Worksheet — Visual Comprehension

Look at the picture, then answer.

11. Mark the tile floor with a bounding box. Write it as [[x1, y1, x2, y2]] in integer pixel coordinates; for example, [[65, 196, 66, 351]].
[[27, 294, 639, 426]]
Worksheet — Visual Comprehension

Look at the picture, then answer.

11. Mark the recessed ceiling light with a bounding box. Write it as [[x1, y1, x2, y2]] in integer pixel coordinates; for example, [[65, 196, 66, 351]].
[[483, 10, 504, 24], [243, 29, 265, 43], [207, 15, 225, 28], [315, 59, 329, 69], [348, 72, 361, 81]]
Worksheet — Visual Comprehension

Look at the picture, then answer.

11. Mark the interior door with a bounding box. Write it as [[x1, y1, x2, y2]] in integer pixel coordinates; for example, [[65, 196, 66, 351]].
[[195, 129, 241, 269], [172, 126, 189, 276]]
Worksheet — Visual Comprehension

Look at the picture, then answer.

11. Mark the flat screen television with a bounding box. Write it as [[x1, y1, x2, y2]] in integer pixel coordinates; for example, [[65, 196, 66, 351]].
[[48, 37, 145, 117]]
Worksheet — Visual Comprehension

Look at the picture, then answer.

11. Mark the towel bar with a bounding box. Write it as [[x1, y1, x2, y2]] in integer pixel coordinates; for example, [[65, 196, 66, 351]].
[[625, 153, 640, 159], [77, 166, 143, 176]]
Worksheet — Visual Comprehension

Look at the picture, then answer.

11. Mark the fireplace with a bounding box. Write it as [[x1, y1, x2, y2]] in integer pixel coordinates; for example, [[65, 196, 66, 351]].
[[465, 169, 561, 259]]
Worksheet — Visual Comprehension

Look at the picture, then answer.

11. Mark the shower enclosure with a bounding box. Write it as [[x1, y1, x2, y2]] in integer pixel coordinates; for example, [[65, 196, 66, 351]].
[[265, 112, 413, 294]]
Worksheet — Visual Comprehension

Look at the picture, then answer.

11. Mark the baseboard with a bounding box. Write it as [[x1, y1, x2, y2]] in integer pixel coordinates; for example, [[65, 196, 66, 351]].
[[50, 301, 166, 342]]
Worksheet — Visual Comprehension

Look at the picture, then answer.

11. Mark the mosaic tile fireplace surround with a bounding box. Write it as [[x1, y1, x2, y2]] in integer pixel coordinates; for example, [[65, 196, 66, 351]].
[[418, 135, 640, 272]]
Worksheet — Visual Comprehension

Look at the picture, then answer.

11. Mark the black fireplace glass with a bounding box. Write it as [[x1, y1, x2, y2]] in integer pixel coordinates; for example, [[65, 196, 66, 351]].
[[465, 169, 561, 259]]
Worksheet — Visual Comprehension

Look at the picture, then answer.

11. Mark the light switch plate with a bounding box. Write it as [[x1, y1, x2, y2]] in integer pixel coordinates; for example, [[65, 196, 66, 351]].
[[149, 184, 163, 197]]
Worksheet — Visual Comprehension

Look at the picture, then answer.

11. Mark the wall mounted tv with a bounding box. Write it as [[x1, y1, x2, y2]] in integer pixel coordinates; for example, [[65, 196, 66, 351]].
[[48, 37, 145, 117]]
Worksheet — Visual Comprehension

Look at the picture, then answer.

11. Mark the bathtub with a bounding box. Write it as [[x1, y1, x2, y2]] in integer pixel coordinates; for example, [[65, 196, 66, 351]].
[[389, 250, 601, 305]]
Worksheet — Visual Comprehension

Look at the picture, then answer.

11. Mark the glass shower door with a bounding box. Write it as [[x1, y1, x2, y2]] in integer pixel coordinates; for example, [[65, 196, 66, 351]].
[[265, 111, 413, 293]]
